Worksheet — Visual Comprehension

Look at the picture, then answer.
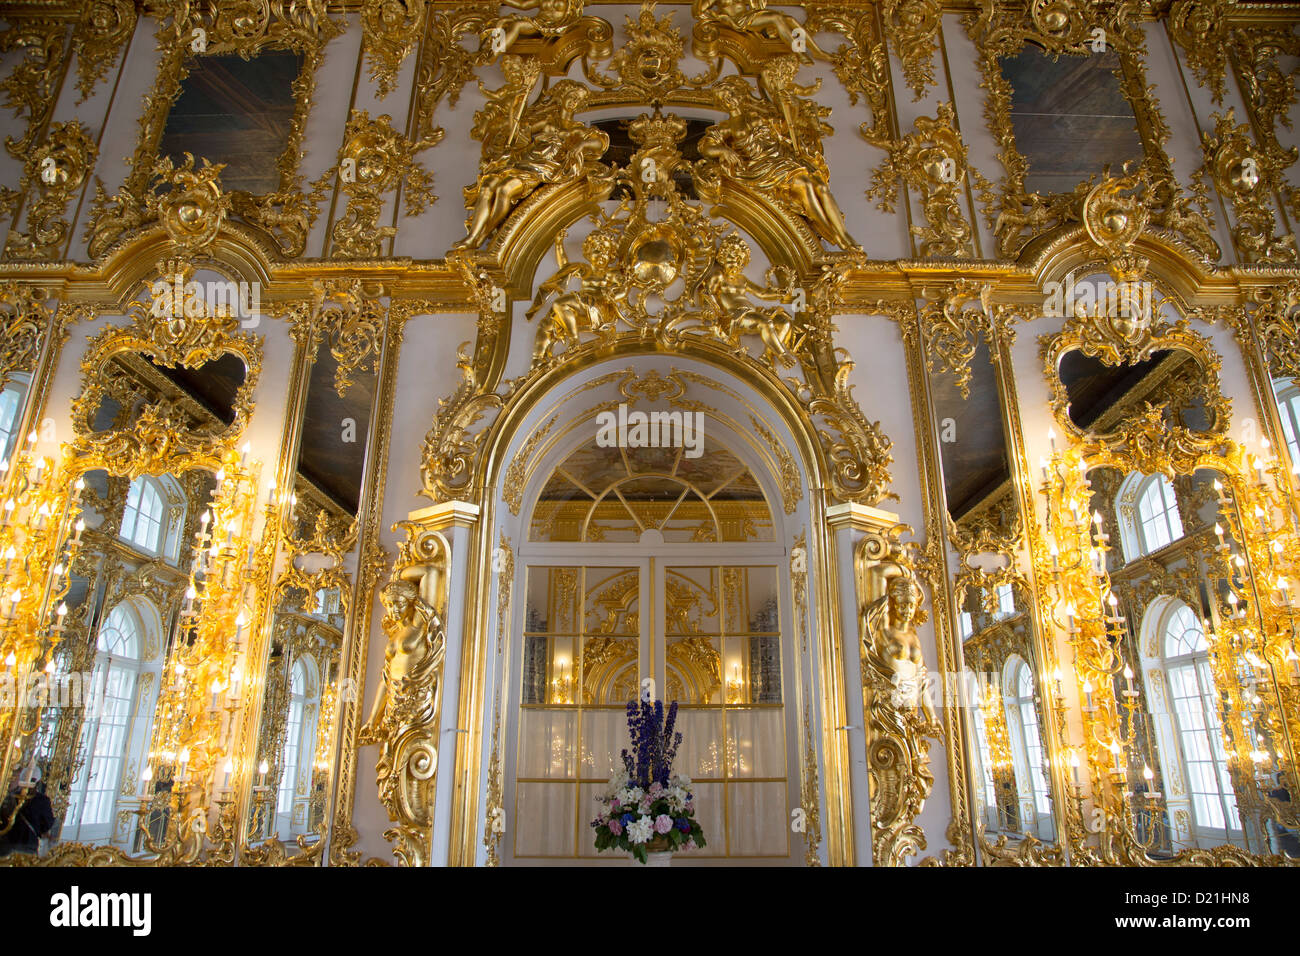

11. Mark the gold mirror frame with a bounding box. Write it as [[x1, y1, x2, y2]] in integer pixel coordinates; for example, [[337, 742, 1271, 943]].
[[84, 2, 343, 260], [1037, 307, 1300, 865], [965, 0, 1219, 263]]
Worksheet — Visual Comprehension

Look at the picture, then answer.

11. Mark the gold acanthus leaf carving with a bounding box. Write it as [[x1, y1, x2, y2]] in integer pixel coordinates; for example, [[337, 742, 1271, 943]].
[[4, 121, 98, 260], [0, 282, 51, 381], [74, 0, 137, 103], [321, 111, 440, 259], [310, 280, 388, 396], [362, 0, 427, 97], [0, 19, 68, 163], [1195, 109, 1298, 264], [866, 102, 991, 258], [882, 0, 942, 100]]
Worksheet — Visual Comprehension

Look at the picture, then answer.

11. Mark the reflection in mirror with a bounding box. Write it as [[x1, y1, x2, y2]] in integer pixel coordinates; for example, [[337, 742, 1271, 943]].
[[997, 45, 1144, 196], [6, 335, 259, 857], [159, 52, 304, 195], [1084, 462, 1293, 856], [246, 340, 372, 851], [927, 336, 1058, 847], [1059, 348, 1215, 435]]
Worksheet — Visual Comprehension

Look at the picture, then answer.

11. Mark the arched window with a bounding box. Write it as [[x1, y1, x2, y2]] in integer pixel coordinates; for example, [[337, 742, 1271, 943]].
[[1004, 657, 1052, 837], [0, 379, 25, 462], [968, 671, 997, 816], [1116, 472, 1184, 561], [120, 475, 185, 559], [276, 657, 319, 836], [64, 600, 158, 842], [1273, 380, 1300, 466], [1161, 603, 1240, 836]]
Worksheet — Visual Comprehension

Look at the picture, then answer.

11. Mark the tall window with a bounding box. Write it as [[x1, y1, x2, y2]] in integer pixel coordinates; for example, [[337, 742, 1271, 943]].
[[278, 661, 308, 817], [995, 583, 1016, 620], [969, 672, 997, 811], [1162, 604, 1240, 835], [1274, 380, 1300, 466], [1136, 475, 1183, 554], [121, 477, 165, 552], [0, 381, 24, 462], [1010, 660, 1051, 819], [64, 602, 149, 840]]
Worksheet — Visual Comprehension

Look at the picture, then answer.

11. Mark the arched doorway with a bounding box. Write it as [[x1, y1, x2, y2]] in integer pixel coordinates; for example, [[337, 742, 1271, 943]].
[[493, 355, 815, 865]]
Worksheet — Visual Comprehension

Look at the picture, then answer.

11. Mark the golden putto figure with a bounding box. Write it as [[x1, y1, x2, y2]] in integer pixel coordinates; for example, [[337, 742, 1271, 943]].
[[525, 227, 626, 363], [692, 0, 831, 61], [698, 74, 859, 251], [455, 76, 610, 250], [482, 0, 586, 54], [695, 233, 799, 366]]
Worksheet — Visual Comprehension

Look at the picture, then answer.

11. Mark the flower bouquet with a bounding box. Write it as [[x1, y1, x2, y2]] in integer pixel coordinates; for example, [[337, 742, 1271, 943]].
[[591, 698, 707, 864]]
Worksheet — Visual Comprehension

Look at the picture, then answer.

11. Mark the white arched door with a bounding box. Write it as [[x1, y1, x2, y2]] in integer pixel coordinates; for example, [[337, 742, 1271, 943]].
[[504, 431, 798, 864]]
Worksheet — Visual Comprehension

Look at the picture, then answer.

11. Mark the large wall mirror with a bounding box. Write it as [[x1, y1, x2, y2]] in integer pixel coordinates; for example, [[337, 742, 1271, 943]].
[[1040, 282, 1299, 862], [3, 280, 262, 861], [921, 301, 1062, 858], [243, 320, 376, 863]]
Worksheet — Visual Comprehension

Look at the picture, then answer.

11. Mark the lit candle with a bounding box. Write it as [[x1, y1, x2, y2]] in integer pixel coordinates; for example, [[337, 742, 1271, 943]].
[[140, 763, 153, 795], [1213, 478, 1225, 502], [1069, 749, 1081, 786], [177, 747, 190, 784], [73, 518, 84, 542], [1143, 764, 1156, 798], [1082, 677, 1093, 709], [1049, 543, 1060, 570], [1109, 741, 1122, 775], [258, 759, 268, 787], [1123, 662, 1135, 696], [1214, 522, 1225, 547], [221, 758, 234, 793]]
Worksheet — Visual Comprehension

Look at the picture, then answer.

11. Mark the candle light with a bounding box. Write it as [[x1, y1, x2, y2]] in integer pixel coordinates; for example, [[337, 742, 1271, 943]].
[[1049, 542, 1060, 569], [1069, 749, 1081, 785], [1214, 522, 1225, 547], [258, 759, 269, 787], [73, 518, 84, 541], [221, 758, 234, 792], [177, 746, 190, 784], [1124, 662, 1135, 695], [1082, 677, 1093, 709], [1109, 741, 1122, 774], [1142, 764, 1156, 797]]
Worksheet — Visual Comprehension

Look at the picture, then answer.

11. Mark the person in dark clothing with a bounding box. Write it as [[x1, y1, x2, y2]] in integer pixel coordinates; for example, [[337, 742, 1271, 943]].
[[0, 782, 54, 857]]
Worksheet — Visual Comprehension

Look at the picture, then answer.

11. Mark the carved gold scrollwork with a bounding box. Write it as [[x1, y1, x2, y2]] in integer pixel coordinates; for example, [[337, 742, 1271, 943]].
[[361, 524, 449, 866], [1196, 109, 1298, 264], [362, 0, 427, 97], [857, 525, 941, 865], [74, 0, 137, 103], [882, 0, 942, 99], [322, 111, 439, 260], [4, 121, 98, 261], [0, 19, 68, 163]]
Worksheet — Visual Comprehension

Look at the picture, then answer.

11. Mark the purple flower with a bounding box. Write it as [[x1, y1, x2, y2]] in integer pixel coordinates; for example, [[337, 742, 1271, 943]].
[[654, 814, 673, 834], [608, 820, 622, 835], [676, 818, 690, 832]]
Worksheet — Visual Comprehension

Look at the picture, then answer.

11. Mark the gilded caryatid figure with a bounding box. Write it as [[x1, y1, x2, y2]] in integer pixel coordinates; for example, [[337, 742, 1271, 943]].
[[695, 233, 799, 366], [481, 0, 585, 55], [525, 227, 625, 364], [360, 562, 446, 866], [454, 79, 610, 251], [697, 75, 859, 252], [857, 532, 940, 865], [692, 0, 832, 61]]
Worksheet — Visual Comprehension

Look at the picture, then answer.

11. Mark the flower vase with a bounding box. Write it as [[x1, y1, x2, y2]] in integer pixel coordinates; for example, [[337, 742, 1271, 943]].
[[629, 850, 673, 867]]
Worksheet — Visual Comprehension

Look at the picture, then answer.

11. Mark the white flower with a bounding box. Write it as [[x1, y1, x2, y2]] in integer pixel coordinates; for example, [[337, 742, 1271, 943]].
[[604, 771, 629, 798], [665, 786, 687, 813], [670, 774, 692, 788], [626, 815, 654, 844], [615, 785, 644, 806]]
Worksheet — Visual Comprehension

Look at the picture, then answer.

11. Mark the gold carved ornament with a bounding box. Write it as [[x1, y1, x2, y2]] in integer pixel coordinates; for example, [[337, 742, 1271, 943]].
[[0, 18, 68, 163], [865, 102, 993, 259], [83, 0, 343, 259], [318, 111, 439, 260], [359, 525, 449, 866], [857, 526, 942, 865], [4, 121, 99, 261], [69, 261, 262, 479]]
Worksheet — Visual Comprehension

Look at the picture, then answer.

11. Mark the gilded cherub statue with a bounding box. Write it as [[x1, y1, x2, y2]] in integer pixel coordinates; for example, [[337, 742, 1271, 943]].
[[692, 0, 832, 61], [360, 565, 446, 866], [525, 226, 625, 363], [454, 78, 610, 251], [694, 233, 799, 366], [697, 76, 859, 252], [481, 0, 586, 55]]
